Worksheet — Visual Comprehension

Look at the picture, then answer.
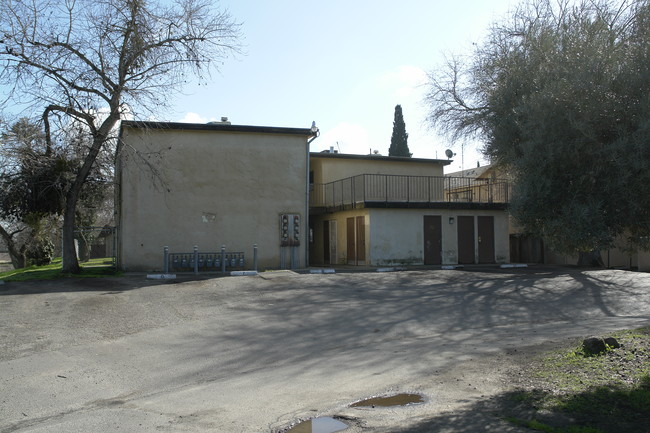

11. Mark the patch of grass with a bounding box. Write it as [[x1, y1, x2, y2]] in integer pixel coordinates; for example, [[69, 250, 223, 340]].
[[559, 375, 650, 422], [0, 257, 120, 282], [504, 417, 605, 433], [505, 328, 650, 433]]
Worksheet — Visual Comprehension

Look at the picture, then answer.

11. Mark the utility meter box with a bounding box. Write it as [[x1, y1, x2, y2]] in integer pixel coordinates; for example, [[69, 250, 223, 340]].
[[280, 213, 300, 247]]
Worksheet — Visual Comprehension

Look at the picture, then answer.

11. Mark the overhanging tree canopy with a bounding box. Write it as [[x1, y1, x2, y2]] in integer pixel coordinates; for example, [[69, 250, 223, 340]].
[[0, 0, 241, 272], [425, 0, 650, 262]]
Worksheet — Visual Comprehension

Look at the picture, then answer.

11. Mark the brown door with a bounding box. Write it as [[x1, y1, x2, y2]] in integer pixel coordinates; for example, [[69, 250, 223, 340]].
[[347, 216, 366, 265], [478, 216, 495, 263], [347, 217, 356, 265], [323, 221, 330, 264], [423, 215, 442, 265], [457, 216, 475, 264], [356, 216, 366, 264]]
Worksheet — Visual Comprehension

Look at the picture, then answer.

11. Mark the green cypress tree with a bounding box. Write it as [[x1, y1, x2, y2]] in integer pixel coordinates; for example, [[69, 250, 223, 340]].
[[388, 104, 411, 157]]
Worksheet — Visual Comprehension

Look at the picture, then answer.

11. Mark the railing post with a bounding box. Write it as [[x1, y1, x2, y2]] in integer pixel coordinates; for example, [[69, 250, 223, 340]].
[[193, 245, 199, 275], [363, 174, 367, 203], [385, 175, 388, 204], [163, 246, 169, 274], [406, 175, 410, 203], [444, 176, 448, 202]]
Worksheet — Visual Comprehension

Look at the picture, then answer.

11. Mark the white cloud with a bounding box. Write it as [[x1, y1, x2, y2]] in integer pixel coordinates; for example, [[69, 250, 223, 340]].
[[178, 112, 218, 123]]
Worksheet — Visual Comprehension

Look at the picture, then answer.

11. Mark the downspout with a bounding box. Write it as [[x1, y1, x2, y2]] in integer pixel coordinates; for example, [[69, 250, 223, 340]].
[[305, 123, 320, 269]]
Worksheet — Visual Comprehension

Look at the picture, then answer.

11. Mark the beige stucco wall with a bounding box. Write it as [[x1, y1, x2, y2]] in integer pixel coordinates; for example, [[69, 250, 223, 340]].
[[310, 155, 446, 184], [117, 126, 309, 271], [369, 209, 510, 265], [310, 208, 509, 266]]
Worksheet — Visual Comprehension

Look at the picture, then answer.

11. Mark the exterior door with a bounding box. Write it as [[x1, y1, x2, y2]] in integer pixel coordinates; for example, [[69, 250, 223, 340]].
[[323, 220, 337, 265], [323, 221, 330, 264], [457, 216, 475, 264], [347, 217, 356, 265], [478, 216, 495, 263], [346, 216, 366, 265], [423, 215, 442, 265], [356, 216, 366, 265]]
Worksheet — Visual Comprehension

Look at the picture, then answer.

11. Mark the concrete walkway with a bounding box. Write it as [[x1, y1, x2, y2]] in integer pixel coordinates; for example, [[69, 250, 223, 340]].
[[1, 267, 649, 432]]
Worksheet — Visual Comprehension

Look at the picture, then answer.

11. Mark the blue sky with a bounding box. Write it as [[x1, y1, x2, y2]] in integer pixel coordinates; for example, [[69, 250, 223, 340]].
[[1, 0, 517, 172], [168, 0, 518, 172]]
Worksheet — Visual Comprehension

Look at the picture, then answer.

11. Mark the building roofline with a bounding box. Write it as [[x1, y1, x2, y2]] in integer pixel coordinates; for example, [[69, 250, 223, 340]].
[[309, 152, 451, 165], [120, 120, 316, 136], [445, 164, 493, 178]]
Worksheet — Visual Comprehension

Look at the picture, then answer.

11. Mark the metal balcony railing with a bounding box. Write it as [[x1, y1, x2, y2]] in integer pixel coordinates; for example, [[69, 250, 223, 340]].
[[310, 174, 511, 209]]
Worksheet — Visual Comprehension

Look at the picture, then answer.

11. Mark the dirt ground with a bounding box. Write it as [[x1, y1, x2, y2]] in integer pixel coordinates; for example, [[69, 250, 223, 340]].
[[1, 267, 649, 432]]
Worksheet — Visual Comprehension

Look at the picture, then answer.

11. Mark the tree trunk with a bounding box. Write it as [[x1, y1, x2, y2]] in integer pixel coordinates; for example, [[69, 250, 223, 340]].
[[61, 198, 80, 273], [0, 224, 27, 269], [61, 113, 120, 273], [577, 250, 605, 268]]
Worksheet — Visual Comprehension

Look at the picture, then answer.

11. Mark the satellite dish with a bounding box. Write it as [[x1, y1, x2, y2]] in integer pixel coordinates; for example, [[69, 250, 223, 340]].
[[445, 149, 455, 159]]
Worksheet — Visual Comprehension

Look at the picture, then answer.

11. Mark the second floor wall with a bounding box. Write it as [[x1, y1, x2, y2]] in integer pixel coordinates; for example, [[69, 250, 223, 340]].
[[310, 153, 448, 185]]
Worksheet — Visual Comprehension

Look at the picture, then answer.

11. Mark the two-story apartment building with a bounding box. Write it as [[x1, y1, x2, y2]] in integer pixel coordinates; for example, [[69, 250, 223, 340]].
[[116, 120, 512, 271], [309, 152, 511, 267]]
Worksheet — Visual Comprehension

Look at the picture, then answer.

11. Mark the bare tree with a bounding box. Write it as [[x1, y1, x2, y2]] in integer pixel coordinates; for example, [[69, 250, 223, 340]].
[[0, 0, 241, 272]]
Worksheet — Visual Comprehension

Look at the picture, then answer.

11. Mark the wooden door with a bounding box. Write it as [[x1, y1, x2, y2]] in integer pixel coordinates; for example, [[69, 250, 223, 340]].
[[457, 216, 475, 264], [356, 216, 366, 264], [478, 216, 495, 263], [423, 215, 442, 265], [346, 216, 365, 265], [347, 217, 356, 265], [328, 221, 337, 264]]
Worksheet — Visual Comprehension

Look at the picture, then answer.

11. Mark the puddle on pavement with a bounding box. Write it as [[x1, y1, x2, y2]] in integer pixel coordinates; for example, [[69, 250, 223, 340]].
[[349, 393, 424, 408], [285, 416, 348, 433]]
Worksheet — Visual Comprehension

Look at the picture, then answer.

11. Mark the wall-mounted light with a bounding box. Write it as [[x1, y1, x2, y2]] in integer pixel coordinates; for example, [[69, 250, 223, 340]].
[[449, 217, 455, 224]]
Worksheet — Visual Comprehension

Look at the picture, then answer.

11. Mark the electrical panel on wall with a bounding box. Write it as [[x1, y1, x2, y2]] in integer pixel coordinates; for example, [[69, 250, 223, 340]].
[[280, 213, 300, 247]]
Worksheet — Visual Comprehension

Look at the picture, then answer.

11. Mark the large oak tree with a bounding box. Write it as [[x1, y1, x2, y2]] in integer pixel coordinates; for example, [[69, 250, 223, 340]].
[[1, 0, 241, 272], [426, 0, 650, 265]]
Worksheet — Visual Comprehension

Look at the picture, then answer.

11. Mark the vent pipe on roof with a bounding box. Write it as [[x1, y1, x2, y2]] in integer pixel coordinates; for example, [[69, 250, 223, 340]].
[[207, 117, 231, 125]]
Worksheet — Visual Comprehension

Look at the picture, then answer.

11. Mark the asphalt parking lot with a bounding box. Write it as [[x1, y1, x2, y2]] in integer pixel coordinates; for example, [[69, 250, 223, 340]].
[[1, 267, 649, 432]]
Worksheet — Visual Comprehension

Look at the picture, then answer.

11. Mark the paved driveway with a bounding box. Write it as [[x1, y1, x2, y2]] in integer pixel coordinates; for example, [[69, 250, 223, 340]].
[[1, 267, 649, 432]]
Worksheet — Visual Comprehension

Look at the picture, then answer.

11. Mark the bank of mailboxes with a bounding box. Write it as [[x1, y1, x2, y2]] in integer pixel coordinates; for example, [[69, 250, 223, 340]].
[[280, 213, 300, 247], [170, 252, 244, 270]]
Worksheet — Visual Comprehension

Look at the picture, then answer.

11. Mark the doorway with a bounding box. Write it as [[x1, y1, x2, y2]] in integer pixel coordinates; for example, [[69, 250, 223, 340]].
[[346, 216, 366, 265], [323, 220, 337, 265], [478, 216, 495, 263], [423, 215, 442, 265]]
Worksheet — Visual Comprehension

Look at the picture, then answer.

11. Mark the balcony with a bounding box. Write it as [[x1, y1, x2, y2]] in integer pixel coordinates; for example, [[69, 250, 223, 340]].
[[310, 174, 511, 212]]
